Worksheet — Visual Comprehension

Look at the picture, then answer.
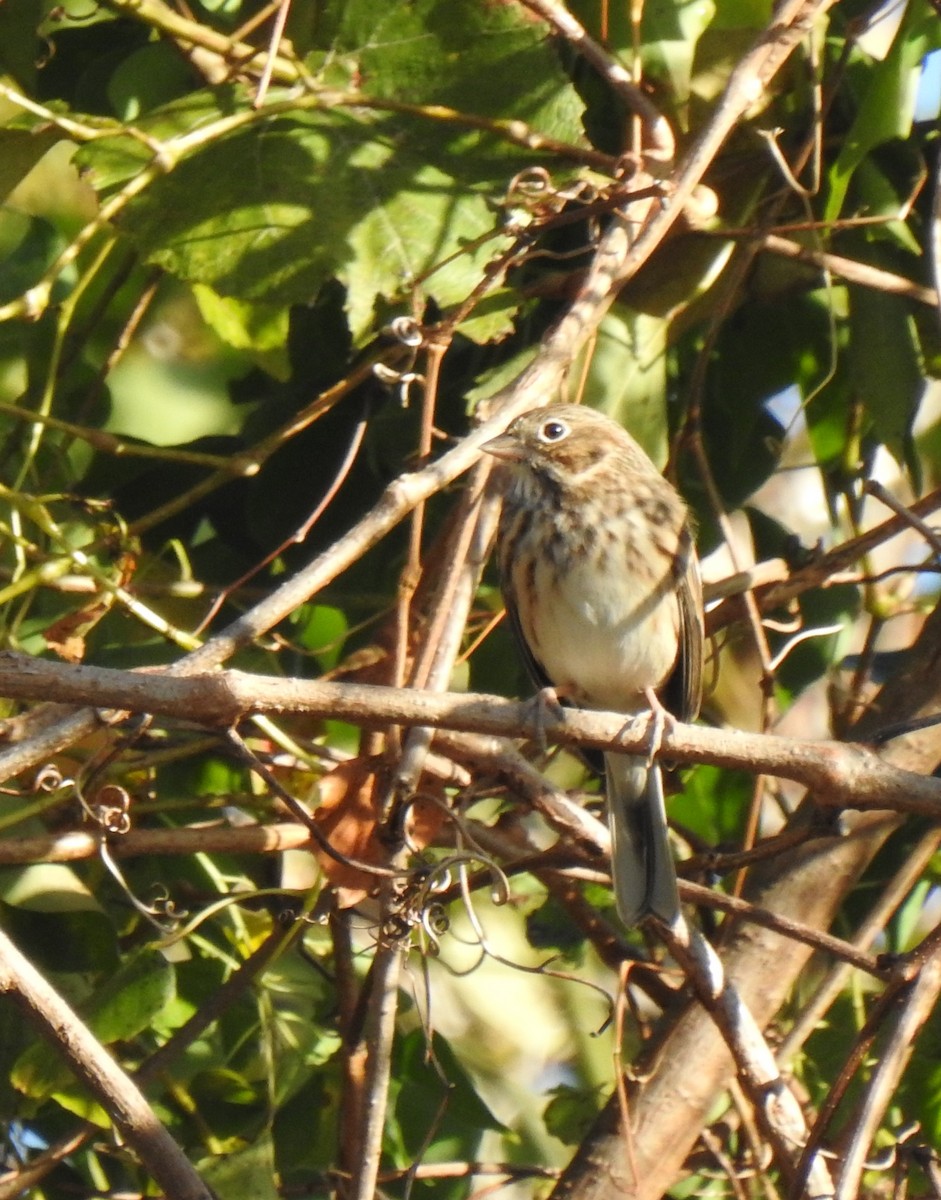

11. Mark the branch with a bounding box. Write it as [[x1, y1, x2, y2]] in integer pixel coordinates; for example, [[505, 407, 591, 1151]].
[[520, 0, 675, 161], [661, 918, 833, 1196], [756, 233, 938, 307], [832, 946, 941, 1200], [1, 652, 939, 814], [0, 925, 214, 1200], [603, 0, 844, 294], [0, 918, 300, 1199], [0, 184, 649, 778], [345, 921, 405, 1200], [775, 828, 941, 1063], [708, 486, 941, 635], [0, 822, 312, 865]]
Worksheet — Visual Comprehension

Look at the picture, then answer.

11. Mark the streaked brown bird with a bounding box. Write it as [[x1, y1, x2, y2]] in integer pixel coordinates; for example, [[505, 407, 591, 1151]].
[[482, 404, 703, 926]]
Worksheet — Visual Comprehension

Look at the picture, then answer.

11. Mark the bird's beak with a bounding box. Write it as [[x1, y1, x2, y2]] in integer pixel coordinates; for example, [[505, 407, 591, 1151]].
[[480, 433, 524, 462]]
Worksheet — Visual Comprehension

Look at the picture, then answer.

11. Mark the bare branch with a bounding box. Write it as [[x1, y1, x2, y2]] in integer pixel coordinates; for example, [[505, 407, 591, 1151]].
[[709, 487, 941, 635], [1, 653, 939, 815], [661, 917, 833, 1196], [752, 232, 938, 306], [0, 821, 313, 865]]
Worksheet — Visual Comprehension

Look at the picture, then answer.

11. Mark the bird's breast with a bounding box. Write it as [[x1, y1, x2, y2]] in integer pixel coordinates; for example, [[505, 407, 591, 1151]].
[[507, 514, 680, 713]]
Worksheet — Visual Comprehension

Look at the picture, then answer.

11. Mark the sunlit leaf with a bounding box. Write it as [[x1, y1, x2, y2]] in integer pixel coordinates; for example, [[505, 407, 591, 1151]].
[[12, 949, 174, 1099]]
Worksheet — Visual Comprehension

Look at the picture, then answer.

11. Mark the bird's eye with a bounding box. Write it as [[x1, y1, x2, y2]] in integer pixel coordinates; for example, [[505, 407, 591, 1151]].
[[539, 419, 570, 444]]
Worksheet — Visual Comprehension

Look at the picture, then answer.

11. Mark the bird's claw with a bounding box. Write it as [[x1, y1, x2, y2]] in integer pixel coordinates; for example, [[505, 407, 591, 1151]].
[[642, 686, 672, 768], [526, 686, 565, 754]]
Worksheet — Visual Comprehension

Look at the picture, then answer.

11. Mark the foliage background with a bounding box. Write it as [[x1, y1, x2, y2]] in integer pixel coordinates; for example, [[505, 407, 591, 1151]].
[[1, 0, 941, 1197]]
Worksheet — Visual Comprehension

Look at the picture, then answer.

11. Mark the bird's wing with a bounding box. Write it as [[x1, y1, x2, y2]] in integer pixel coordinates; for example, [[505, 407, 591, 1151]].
[[663, 522, 704, 723], [503, 583, 554, 693]]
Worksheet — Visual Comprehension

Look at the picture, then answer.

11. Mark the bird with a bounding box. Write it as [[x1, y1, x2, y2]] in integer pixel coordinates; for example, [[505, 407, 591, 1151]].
[[482, 403, 703, 926]]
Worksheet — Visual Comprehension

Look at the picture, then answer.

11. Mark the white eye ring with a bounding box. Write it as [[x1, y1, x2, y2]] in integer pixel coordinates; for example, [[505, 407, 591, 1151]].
[[538, 418, 570, 444]]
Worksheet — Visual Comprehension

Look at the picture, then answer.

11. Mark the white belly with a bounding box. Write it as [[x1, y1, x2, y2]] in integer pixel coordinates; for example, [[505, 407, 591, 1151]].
[[513, 552, 679, 713]]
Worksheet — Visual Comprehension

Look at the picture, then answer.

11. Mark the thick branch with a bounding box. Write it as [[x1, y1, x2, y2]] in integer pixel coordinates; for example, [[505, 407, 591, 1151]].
[[0, 652, 939, 814], [662, 919, 832, 1195]]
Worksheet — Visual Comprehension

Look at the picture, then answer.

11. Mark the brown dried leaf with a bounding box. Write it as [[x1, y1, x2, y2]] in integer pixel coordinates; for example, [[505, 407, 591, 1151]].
[[401, 793, 446, 852], [311, 759, 384, 907], [311, 763, 449, 907], [44, 602, 110, 663]]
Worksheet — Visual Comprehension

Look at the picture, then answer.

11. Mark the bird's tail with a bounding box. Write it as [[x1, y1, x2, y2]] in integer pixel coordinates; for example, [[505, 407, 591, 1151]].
[[604, 752, 680, 927]]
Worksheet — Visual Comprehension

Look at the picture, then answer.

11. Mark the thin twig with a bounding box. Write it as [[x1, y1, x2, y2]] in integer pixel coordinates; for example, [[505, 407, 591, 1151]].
[[0, 821, 313, 864], [788, 947, 941, 1200], [520, 0, 675, 161], [680, 882, 882, 977], [709, 488, 941, 634], [389, 474, 498, 807], [834, 954, 941, 1200], [754, 233, 938, 307], [345, 904, 407, 1200], [864, 480, 941, 558]]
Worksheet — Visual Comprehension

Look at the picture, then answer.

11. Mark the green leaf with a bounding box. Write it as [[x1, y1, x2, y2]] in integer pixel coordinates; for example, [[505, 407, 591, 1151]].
[[893, 878, 934, 951], [901, 1043, 941, 1146], [107, 42, 202, 120], [290, 603, 348, 671], [526, 896, 587, 958], [776, 583, 859, 699], [192, 284, 291, 379], [544, 1083, 603, 1145], [671, 766, 752, 845], [456, 286, 528, 344], [313, 0, 587, 137], [46, 1088, 111, 1127], [0, 861, 102, 912], [12, 948, 175, 1100], [573, 307, 671, 466], [74, 88, 239, 192], [851, 155, 923, 254], [192, 1066, 260, 1106], [805, 374, 854, 469], [0, 210, 64, 306], [100, 105, 518, 339], [70, 944, 176, 1045], [38, 0, 117, 35], [184, 752, 251, 798], [702, 291, 843, 505], [75, 0, 588, 340], [826, 2, 941, 219], [0, 0, 43, 87], [389, 1029, 505, 1165], [0, 128, 65, 205], [0, 862, 118, 974], [847, 284, 923, 470], [201, 1133, 280, 1200], [273, 1067, 342, 1175]]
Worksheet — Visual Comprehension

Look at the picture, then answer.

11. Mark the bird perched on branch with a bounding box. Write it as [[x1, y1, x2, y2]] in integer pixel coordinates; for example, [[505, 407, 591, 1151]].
[[482, 404, 703, 926]]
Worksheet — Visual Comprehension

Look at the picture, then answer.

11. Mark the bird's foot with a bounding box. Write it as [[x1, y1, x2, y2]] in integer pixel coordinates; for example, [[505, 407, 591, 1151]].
[[525, 686, 566, 754], [642, 686, 673, 768]]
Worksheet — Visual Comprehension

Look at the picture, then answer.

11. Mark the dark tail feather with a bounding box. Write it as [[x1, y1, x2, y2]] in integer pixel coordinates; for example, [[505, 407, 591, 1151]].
[[604, 752, 680, 926]]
